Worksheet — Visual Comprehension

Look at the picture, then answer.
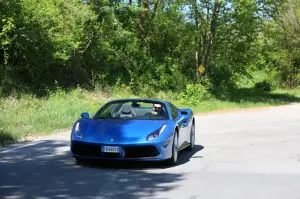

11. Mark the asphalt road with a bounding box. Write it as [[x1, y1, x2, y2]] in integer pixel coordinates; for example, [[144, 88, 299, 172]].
[[1, 104, 300, 199]]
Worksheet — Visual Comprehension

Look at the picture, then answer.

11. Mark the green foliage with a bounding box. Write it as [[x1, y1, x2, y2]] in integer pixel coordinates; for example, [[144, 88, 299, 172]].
[[255, 0, 300, 89], [2, 0, 300, 146], [0, 88, 104, 143], [254, 81, 272, 92], [0, 0, 298, 96], [0, 17, 15, 65], [1, 87, 300, 145], [112, 84, 136, 98], [177, 84, 212, 105]]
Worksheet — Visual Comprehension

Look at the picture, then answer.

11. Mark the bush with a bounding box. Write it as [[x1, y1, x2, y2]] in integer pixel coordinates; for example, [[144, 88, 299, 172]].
[[177, 84, 212, 105], [112, 84, 135, 98], [254, 80, 272, 92]]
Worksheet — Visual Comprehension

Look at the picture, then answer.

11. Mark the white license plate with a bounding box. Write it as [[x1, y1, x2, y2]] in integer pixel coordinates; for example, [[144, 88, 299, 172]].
[[103, 146, 119, 153]]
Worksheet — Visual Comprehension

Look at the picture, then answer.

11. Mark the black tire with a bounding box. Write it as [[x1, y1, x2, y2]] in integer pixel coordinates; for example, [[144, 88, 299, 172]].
[[187, 122, 195, 151], [166, 132, 179, 165]]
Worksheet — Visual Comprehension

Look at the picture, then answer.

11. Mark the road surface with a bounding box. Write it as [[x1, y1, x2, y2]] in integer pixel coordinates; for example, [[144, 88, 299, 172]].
[[1, 104, 300, 199]]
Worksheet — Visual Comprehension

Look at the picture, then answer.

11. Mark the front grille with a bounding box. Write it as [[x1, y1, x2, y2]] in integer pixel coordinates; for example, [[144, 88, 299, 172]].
[[71, 142, 101, 157], [72, 142, 160, 159], [123, 146, 159, 158], [103, 153, 120, 158]]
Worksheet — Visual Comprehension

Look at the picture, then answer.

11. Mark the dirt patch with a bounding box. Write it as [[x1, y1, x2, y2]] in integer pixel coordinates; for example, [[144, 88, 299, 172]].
[[21, 129, 70, 142]]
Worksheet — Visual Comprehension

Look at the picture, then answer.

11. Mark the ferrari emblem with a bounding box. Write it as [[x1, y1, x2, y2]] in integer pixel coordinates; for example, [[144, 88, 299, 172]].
[[111, 138, 114, 142]]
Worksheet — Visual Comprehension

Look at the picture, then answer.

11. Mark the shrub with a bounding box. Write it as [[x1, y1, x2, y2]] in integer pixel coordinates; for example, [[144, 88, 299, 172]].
[[112, 84, 135, 98], [254, 80, 272, 92], [177, 84, 212, 105]]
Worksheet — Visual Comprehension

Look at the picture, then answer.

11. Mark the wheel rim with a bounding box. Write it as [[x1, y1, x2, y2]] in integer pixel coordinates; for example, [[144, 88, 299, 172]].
[[173, 135, 178, 162], [191, 125, 195, 148]]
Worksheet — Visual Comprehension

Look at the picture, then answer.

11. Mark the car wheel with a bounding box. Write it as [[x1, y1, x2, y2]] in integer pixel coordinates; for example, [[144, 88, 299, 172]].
[[187, 122, 195, 151], [167, 132, 179, 165]]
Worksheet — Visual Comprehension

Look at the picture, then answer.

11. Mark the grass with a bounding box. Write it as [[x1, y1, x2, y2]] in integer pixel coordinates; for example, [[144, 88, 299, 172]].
[[0, 86, 300, 146], [189, 88, 300, 113], [0, 88, 106, 146]]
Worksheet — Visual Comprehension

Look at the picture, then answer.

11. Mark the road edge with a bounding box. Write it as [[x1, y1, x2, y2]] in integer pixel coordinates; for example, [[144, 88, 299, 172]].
[[1, 103, 299, 150]]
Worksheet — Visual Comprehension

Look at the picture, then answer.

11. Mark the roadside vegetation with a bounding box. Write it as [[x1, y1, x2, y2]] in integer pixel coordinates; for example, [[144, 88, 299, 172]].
[[1, 0, 300, 146], [1, 85, 300, 146]]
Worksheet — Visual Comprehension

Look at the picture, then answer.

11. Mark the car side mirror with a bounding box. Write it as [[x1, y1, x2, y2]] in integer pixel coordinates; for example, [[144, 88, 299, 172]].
[[81, 112, 89, 119]]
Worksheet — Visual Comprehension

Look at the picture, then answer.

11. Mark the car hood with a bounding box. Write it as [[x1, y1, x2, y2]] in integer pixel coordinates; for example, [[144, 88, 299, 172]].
[[75, 119, 167, 144]]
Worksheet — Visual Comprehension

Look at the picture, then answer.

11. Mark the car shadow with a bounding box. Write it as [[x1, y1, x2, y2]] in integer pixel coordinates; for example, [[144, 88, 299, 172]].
[[0, 140, 186, 199], [176, 145, 204, 165], [79, 144, 204, 170]]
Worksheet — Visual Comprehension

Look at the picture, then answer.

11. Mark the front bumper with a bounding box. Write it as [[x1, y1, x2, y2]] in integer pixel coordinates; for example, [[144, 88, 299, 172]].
[[70, 140, 172, 161]]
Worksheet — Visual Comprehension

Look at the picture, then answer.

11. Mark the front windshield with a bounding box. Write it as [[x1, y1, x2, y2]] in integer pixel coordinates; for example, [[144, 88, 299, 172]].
[[93, 101, 168, 120]]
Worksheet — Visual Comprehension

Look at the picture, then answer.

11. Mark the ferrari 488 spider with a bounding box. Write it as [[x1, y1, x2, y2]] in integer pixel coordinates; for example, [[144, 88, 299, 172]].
[[70, 98, 195, 165]]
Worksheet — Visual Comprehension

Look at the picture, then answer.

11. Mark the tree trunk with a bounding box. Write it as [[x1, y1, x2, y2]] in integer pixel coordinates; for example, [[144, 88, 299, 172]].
[[195, 47, 199, 82], [201, 0, 220, 77], [138, 0, 148, 38], [194, 0, 200, 82], [152, 0, 159, 19]]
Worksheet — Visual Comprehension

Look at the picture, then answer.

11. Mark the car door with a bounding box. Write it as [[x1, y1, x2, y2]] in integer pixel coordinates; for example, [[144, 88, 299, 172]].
[[168, 103, 187, 147]]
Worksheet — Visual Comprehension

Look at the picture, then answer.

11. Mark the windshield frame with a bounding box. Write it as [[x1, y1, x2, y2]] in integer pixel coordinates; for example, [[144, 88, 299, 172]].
[[92, 99, 170, 120]]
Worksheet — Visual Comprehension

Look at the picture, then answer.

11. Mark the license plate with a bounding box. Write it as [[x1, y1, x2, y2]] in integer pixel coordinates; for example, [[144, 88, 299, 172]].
[[103, 146, 119, 153]]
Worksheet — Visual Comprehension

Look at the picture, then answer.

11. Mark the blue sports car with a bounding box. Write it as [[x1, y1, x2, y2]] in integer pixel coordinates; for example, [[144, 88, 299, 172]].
[[70, 98, 195, 165]]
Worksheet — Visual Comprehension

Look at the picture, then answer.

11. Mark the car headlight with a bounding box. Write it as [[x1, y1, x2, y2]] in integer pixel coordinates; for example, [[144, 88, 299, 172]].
[[74, 122, 83, 138], [146, 125, 167, 140]]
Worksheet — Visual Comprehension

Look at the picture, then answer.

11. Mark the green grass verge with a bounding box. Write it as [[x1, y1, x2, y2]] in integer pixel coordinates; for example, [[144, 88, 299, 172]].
[[1, 87, 300, 146], [0, 88, 106, 146]]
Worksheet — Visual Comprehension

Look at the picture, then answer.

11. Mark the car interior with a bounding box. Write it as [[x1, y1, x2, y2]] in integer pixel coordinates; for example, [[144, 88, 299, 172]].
[[110, 102, 168, 119]]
